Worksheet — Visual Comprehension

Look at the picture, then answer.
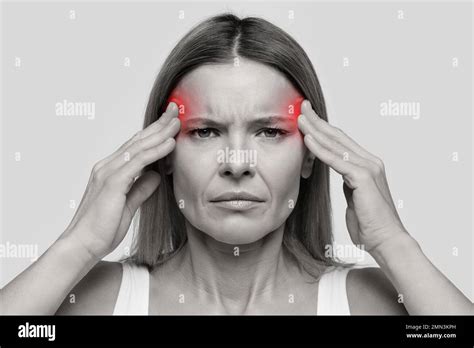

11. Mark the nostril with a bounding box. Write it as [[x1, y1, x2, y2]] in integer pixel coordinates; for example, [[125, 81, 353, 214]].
[[223, 169, 252, 178]]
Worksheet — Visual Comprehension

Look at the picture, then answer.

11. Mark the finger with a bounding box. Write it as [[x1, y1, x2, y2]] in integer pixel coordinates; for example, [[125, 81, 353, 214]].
[[301, 100, 382, 165], [374, 173, 402, 221], [95, 102, 179, 171], [126, 170, 161, 214], [304, 134, 382, 192], [115, 102, 178, 154], [125, 117, 180, 160], [138, 102, 179, 140], [299, 112, 398, 216], [298, 114, 369, 169], [343, 181, 354, 208], [303, 134, 356, 177], [102, 117, 180, 176], [112, 138, 176, 193]]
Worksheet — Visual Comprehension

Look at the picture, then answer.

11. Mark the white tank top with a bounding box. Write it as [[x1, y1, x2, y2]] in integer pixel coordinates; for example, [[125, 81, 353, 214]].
[[113, 261, 352, 315]]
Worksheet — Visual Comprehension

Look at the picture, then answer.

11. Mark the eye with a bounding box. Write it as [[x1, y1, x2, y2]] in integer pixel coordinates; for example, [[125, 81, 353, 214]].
[[190, 128, 218, 138], [257, 127, 287, 138]]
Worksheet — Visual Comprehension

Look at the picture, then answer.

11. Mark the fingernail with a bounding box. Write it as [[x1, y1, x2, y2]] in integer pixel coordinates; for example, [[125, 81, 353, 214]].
[[166, 102, 177, 112]]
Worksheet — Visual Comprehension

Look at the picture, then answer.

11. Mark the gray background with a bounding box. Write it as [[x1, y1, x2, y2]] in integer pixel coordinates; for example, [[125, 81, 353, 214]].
[[1, 1, 472, 302]]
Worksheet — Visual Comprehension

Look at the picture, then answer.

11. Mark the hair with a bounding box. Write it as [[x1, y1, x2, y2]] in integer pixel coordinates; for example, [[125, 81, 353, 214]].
[[122, 13, 352, 280]]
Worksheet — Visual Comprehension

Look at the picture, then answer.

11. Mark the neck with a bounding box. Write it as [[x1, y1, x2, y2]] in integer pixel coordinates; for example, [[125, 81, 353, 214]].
[[175, 221, 295, 313]]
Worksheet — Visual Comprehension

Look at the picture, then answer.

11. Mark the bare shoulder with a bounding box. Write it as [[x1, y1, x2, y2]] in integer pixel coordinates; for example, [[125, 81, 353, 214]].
[[346, 267, 408, 315], [55, 260, 123, 315]]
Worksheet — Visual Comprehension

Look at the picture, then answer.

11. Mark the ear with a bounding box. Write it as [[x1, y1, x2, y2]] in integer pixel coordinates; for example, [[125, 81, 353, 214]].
[[301, 149, 315, 179]]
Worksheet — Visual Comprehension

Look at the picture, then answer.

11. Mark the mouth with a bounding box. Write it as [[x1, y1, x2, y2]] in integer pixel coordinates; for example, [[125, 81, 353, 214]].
[[210, 199, 263, 211], [210, 191, 265, 202], [209, 191, 265, 211]]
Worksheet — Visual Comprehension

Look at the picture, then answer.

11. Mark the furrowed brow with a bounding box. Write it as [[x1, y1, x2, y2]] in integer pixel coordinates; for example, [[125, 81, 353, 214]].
[[250, 116, 293, 127], [184, 115, 293, 128], [184, 117, 225, 128]]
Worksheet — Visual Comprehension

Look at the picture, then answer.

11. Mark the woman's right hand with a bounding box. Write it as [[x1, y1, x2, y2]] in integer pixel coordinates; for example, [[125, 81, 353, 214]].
[[60, 102, 180, 261]]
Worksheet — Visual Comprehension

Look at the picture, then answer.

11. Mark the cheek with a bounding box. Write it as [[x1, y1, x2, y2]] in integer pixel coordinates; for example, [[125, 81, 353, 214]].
[[170, 141, 216, 204], [259, 138, 306, 201]]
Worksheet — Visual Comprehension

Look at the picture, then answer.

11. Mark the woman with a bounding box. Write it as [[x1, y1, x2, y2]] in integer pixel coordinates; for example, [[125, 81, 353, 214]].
[[1, 13, 471, 315]]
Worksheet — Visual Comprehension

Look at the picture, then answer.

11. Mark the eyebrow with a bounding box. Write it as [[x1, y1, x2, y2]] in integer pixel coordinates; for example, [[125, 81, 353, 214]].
[[184, 116, 294, 128]]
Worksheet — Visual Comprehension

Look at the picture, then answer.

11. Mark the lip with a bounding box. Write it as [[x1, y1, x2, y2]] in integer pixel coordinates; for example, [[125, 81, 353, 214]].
[[210, 191, 265, 202], [210, 200, 263, 211]]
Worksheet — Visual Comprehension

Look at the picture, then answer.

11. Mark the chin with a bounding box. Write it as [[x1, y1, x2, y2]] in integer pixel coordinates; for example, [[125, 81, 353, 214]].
[[203, 218, 273, 245]]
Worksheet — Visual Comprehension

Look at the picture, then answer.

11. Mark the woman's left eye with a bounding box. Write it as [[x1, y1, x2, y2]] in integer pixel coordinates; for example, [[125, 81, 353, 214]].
[[257, 127, 287, 138]]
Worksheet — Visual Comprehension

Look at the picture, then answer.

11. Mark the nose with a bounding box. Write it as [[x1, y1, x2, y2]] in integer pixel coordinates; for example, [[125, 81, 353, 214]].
[[219, 157, 256, 179], [217, 137, 257, 179]]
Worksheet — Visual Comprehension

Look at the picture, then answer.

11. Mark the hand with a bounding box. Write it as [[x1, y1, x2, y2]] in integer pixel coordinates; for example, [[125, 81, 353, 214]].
[[297, 99, 408, 254], [60, 102, 181, 260]]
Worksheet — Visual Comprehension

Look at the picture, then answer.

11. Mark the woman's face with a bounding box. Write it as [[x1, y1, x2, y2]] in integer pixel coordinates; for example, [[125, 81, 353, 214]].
[[168, 58, 313, 245]]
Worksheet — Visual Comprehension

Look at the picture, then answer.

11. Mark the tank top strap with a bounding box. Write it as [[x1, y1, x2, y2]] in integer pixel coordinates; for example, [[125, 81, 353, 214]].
[[113, 261, 150, 315], [317, 266, 351, 315]]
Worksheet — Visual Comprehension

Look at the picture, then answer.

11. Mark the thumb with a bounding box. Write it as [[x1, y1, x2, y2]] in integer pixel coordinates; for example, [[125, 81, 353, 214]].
[[126, 170, 161, 214], [342, 181, 354, 208]]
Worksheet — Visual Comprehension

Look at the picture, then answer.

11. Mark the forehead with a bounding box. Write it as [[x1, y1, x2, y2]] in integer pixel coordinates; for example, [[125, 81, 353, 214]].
[[172, 59, 302, 118]]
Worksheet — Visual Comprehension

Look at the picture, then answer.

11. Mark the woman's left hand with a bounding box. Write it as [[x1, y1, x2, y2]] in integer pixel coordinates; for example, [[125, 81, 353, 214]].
[[297, 99, 408, 254]]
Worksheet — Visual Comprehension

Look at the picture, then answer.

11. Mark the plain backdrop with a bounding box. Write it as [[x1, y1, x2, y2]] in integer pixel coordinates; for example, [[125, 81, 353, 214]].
[[1, 1, 472, 302]]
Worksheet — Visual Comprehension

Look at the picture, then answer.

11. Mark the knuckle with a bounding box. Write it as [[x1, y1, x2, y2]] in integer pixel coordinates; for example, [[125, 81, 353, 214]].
[[129, 150, 147, 166], [125, 132, 142, 149], [92, 162, 102, 174], [119, 130, 144, 153], [374, 157, 385, 169], [103, 174, 120, 189], [369, 164, 381, 176], [132, 131, 143, 142], [135, 152, 147, 163], [355, 169, 372, 182], [319, 135, 334, 149], [137, 150, 151, 164], [92, 158, 108, 173], [91, 164, 105, 181], [334, 127, 344, 136], [92, 171, 106, 187], [130, 138, 147, 153], [371, 157, 385, 173]]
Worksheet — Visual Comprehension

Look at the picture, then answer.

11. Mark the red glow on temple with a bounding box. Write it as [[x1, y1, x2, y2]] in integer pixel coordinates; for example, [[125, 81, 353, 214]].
[[166, 89, 193, 128], [166, 91, 304, 130], [283, 95, 304, 125]]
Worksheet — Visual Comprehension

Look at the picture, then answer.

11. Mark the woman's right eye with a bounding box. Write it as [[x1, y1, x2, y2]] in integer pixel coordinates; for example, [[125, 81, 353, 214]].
[[190, 128, 218, 138]]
